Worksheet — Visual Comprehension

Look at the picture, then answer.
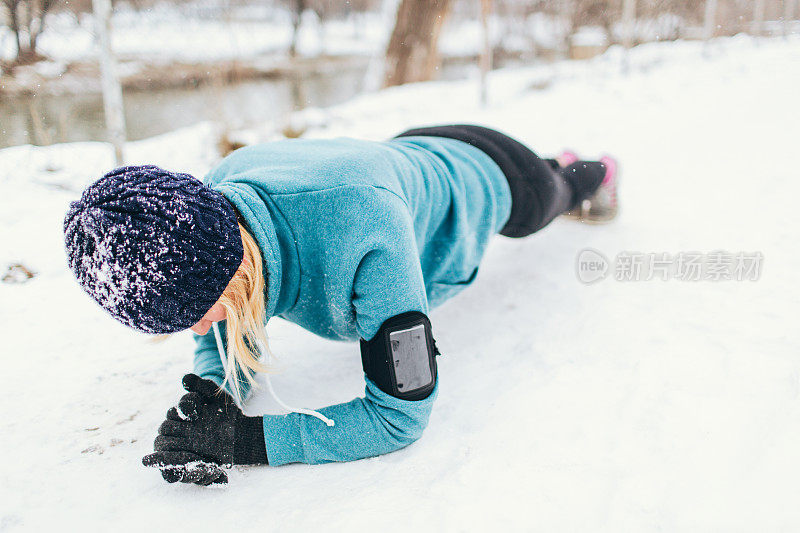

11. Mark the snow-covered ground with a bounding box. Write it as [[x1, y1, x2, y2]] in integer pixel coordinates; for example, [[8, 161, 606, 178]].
[[1, 35, 799, 531]]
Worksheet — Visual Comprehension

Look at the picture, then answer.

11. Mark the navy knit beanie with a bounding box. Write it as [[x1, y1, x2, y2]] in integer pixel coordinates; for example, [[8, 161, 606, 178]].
[[63, 165, 244, 334]]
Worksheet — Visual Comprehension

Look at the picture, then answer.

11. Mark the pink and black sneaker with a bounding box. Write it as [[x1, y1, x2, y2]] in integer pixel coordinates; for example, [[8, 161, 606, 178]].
[[560, 152, 619, 224], [556, 150, 579, 168]]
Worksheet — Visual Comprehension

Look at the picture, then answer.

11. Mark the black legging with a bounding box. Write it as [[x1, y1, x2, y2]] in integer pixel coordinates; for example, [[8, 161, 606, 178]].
[[395, 124, 604, 238]]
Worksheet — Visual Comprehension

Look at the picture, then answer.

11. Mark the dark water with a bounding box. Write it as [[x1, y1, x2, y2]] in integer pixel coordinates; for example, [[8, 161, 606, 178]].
[[0, 61, 479, 148], [0, 67, 370, 148]]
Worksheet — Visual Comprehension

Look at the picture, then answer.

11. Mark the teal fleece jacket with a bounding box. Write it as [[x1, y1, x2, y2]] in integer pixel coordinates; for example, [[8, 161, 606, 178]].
[[192, 135, 511, 465]]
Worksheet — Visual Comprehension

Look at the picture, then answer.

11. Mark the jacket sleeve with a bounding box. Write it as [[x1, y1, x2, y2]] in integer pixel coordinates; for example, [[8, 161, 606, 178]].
[[193, 322, 254, 402], [261, 377, 437, 465], [261, 191, 438, 465]]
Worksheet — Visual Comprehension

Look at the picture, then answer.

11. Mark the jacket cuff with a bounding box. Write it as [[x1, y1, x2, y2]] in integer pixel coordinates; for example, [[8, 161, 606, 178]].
[[261, 413, 305, 466], [200, 372, 224, 388]]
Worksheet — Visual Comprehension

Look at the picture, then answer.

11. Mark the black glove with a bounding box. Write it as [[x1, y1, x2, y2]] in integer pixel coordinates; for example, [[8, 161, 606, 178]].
[[142, 449, 229, 485], [142, 374, 268, 485]]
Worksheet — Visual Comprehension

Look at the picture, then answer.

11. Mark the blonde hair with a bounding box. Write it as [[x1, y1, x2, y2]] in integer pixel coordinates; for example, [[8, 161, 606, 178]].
[[216, 223, 273, 398]]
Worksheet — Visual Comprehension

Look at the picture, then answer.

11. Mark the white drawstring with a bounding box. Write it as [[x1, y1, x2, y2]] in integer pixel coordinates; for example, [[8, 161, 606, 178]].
[[212, 322, 335, 427], [262, 373, 335, 427]]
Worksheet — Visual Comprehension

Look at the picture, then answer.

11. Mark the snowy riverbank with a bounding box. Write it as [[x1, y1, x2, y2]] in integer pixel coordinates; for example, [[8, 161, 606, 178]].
[[0, 6, 538, 97], [1, 35, 799, 531]]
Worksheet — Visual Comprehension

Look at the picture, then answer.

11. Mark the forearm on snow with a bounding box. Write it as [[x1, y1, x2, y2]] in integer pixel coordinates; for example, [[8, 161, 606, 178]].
[[261, 376, 437, 465]]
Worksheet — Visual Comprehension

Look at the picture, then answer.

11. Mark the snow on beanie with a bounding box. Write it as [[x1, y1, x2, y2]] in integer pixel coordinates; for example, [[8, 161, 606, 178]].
[[63, 165, 244, 334]]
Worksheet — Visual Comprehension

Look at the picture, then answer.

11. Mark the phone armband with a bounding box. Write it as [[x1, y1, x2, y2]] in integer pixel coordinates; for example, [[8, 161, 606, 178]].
[[360, 311, 439, 401]]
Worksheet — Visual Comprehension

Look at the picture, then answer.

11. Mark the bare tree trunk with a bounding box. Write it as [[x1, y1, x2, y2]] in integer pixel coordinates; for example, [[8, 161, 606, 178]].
[[752, 0, 765, 36], [18, 0, 34, 60], [289, 0, 306, 58], [29, 0, 55, 55], [560, 0, 575, 54], [785, 0, 798, 38], [4, 0, 59, 63], [4, 0, 23, 61], [27, 97, 51, 145], [703, 0, 718, 41], [479, 0, 492, 107], [621, 0, 636, 49], [93, 0, 126, 165], [383, 0, 452, 87]]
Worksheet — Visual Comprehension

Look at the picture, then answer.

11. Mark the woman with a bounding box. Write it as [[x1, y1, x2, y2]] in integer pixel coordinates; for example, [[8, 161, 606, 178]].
[[63, 124, 617, 485]]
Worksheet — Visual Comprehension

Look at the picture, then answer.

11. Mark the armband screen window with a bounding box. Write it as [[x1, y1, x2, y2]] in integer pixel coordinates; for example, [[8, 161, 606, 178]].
[[390, 323, 432, 393]]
